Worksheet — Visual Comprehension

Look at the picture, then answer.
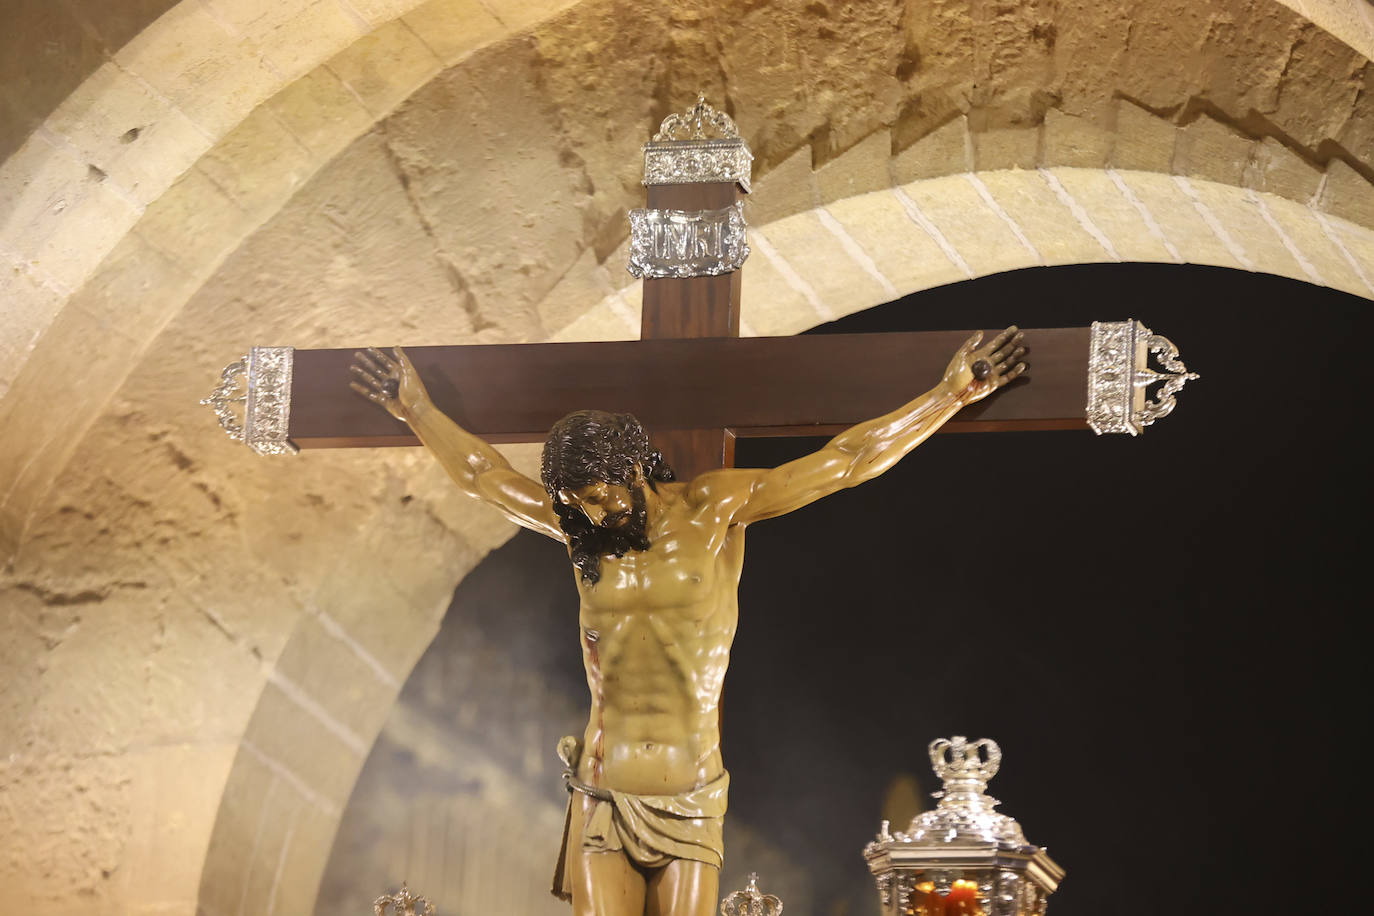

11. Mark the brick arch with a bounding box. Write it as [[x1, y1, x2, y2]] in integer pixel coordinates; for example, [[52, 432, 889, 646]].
[[2, 1, 1374, 913]]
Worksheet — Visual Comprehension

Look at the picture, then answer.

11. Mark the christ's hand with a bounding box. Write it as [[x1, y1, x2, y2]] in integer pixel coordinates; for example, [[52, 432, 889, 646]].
[[941, 325, 1027, 403], [349, 346, 429, 422]]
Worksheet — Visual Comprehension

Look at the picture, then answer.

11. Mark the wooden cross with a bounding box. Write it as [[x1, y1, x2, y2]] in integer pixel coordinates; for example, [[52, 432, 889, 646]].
[[220, 102, 1187, 477], [283, 165, 1088, 479]]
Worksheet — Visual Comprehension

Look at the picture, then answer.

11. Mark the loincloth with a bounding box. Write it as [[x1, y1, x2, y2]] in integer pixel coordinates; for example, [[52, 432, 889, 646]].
[[551, 735, 729, 903]]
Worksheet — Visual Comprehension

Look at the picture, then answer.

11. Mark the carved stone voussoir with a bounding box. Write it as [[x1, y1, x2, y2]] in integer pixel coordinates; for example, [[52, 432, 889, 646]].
[[627, 201, 749, 278], [1086, 319, 1198, 435]]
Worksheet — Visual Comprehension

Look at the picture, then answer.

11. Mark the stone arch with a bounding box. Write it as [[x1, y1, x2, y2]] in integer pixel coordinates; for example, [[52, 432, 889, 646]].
[[191, 171, 1373, 916], [3, 1, 1374, 913]]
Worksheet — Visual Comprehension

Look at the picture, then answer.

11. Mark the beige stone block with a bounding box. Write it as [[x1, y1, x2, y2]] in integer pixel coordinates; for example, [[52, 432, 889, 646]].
[[0, 133, 86, 250], [114, 2, 282, 137], [739, 243, 826, 337], [200, 0, 318, 34], [402, 0, 506, 65], [43, 61, 212, 208], [134, 165, 257, 271], [822, 190, 967, 299], [489, 0, 582, 32], [122, 743, 237, 907], [0, 133, 142, 290], [1268, 28, 1365, 153], [1190, 178, 1304, 278], [382, 53, 589, 336], [748, 146, 817, 227], [1316, 159, 1374, 229], [265, 65, 375, 159], [1260, 196, 1373, 297], [243, 681, 365, 809], [410, 464, 520, 557], [1042, 109, 1111, 168], [815, 131, 892, 204], [892, 117, 971, 184], [972, 125, 1039, 172], [898, 174, 1040, 279], [255, 0, 368, 83], [1111, 99, 1177, 173], [0, 304, 144, 570], [1111, 171, 1242, 269], [234, 776, 308, 916], [140, 603, 266, 746], [28, 183, 143, 294], [1174, 114, 1256, 186], [761, 210, 890, 318], [328, 19, 442, 119], [67, 232, 200, 345], [975, 170, 1108, 265], [1243, 137, 1324, 203], [1331, 221, 1374, 297], [1051, 167, 1176, 264], [313, 566, 440, 682], [0, 261, 65, 395], [602, 236, 636, 290], [360, 498, 482, 610], [537, 247, 615, 336], [347, 0, 424, 26], [274, 612, 401, 740], [196, 749, 279, 916], [550, 297, 639, 342], [1336, 63, 1373, 169], [197, 105, 317, 220], [266, 803, 342, 916]]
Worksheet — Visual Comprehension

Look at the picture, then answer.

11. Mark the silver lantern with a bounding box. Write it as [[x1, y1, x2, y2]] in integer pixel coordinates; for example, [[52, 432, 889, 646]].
[[863, 737, 1064, 916]]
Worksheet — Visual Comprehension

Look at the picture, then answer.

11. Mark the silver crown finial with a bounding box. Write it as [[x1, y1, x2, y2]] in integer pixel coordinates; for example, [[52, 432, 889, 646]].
[[653, 95, 741, 142], [929, 736, 1001, 789], [720, 872, 783, 916]]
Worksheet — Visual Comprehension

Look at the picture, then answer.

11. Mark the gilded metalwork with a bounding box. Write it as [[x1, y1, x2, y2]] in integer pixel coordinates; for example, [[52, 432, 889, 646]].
[[1086, 319, 1198, 435], [374, 883, 436, 916], [644, 96, 753, 191], [201, 346, 298, 455], [720, 873, 782, 916], [628, 201, 749, 278], [864, 736, 1064, 916]]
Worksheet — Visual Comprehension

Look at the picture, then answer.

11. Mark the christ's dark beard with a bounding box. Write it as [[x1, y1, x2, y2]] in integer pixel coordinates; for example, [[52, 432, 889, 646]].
[[555, 485, 650, 585]]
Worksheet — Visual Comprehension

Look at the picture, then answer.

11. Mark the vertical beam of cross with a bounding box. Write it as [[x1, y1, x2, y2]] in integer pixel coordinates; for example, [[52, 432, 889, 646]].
[[639, 180, 743, 480]]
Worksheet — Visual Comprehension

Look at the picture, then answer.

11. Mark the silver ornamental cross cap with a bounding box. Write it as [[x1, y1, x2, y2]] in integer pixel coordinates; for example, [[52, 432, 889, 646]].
[[643, 96, 753, 192]]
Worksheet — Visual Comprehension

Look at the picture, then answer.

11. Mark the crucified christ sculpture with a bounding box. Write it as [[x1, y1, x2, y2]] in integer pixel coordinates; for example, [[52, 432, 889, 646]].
[[348, 327, 1026, 916]]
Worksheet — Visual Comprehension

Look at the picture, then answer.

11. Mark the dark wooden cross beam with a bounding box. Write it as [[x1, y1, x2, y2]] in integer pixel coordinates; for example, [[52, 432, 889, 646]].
[[285, 181, 1090, 479]]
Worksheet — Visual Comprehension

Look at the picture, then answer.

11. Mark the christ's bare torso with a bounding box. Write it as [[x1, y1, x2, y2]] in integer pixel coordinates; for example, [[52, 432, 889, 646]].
[[573, 481, 744, 796]]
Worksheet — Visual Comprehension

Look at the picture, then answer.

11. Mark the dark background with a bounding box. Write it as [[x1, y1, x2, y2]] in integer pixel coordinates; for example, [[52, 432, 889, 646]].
[[351, 263, 1369, 915]]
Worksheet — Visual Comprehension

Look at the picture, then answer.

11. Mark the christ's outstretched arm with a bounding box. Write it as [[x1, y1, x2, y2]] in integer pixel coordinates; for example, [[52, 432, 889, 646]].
[[349, 347, 565, 541], [722, 326, 1027, 525]]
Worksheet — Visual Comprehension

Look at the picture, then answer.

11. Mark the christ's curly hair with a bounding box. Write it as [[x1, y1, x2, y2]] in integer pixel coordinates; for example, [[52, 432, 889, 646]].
[[540, 411, 675, 584]]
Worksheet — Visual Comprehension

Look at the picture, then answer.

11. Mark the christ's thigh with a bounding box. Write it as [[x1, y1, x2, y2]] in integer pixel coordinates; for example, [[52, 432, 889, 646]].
[[646, 859, 719, 916], [569, 794, 647, 916]]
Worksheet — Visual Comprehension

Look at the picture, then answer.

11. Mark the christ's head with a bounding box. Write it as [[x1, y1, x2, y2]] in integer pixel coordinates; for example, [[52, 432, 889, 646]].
[[540, 410, 675, 584]]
